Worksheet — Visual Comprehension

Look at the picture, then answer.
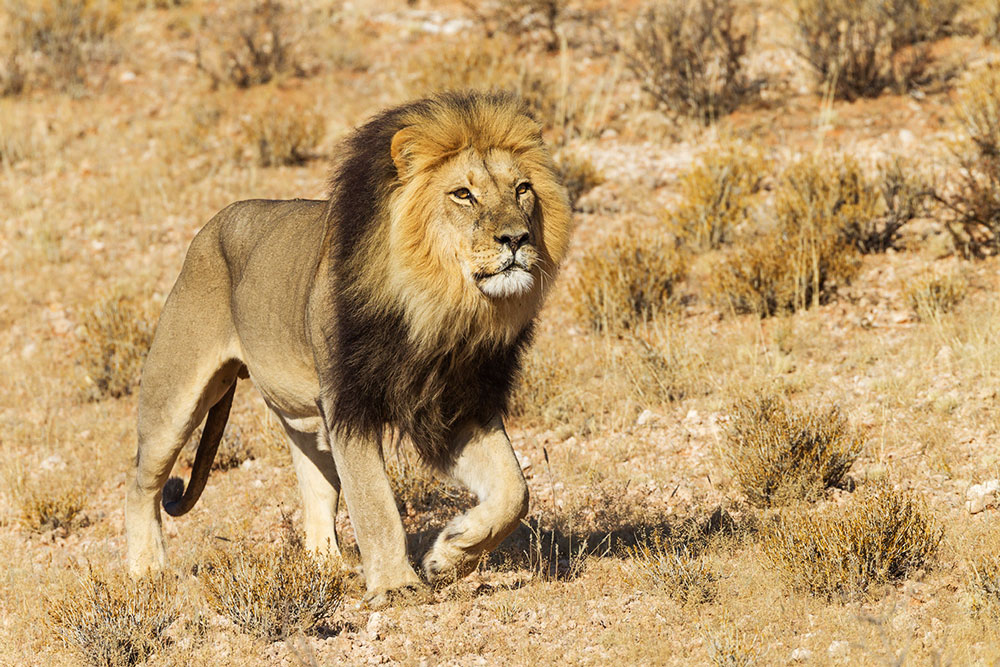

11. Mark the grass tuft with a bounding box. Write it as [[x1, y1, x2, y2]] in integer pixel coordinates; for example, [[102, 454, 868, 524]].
[[19, 483, 87, 533], [762, 482, 943, 600], [77, 292, 155, 400], [724, 396, 862, 507], [555, 150, 604, 210], [623, 0, 761, 123], [46, 568, 178, 667], [241, 99, 325, 167], [197, 530, 346, 641], [969, 554, 1000, 621], [906, 270, 967, 321], [704, 618, 764, 666], [625, 534, 718, 604], [572, 232, 687, 331]]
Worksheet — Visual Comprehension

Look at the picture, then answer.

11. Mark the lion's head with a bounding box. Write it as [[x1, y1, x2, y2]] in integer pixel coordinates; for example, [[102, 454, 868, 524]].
[[326, 91, 572, 464]]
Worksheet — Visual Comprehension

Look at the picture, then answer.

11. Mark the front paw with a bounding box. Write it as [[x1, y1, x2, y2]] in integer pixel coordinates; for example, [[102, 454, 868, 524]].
[[422, 541, 480, 586]]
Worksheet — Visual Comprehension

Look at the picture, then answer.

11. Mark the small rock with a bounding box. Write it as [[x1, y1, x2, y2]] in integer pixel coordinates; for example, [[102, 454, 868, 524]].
[[790, 648, 813, 662], [366, 611, 395, 640], [636, 409, 657, 426], [966, 479, 1000, 514], [828, 640, 849, 659], [40, 454, 66, 472]]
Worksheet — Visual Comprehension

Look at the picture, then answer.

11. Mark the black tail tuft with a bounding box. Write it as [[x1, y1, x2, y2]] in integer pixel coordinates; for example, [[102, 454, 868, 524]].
[[162, 477, 186, 516]]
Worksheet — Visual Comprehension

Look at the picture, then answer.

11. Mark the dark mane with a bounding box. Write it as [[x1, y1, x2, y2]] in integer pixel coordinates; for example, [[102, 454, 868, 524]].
[[319, 92, 534, 468]]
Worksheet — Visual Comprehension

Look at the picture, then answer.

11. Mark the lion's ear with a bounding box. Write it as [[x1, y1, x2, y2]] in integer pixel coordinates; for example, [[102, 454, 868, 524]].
[[390, 127, 418, 180]]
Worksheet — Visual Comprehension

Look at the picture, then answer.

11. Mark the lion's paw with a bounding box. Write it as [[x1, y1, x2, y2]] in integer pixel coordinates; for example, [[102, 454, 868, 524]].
[[363, 582, 431, 610]]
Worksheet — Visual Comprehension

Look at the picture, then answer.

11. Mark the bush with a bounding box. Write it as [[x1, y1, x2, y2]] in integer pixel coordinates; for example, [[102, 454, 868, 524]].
[[623, 0, 761, 123], [724, 396, 862, 507], [197, 532, 346, 640], [2, 0, 122, 94], [19, 483, 87, 533], [969, 554, 1000, 621], [462, 0, 567, 52], [940, 67, 1000, 259], [555, 150, 604, 210], [241, 100, 325, 166], [77, 292, 156, 400], [195, 0, 305, 89], [625, 534, 717, 604], [46, 568, 178, 667], [762, 483, 943, 600], [863, 158, 930, 252], [906, 270, 967, 321], [0, 104, 38, 165], [790, 0, 960, 100], [669, 143, 767, 249], [572, 232, 687, 331]]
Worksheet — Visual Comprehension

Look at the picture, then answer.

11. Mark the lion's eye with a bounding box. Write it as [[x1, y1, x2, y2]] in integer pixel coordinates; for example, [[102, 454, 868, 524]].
[[451, 188, 473, 200], [515, 182, 532, 196]]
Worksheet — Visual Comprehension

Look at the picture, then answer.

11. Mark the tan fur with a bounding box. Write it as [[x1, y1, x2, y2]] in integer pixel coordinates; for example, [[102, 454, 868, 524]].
[[125, 92, 572, 608]]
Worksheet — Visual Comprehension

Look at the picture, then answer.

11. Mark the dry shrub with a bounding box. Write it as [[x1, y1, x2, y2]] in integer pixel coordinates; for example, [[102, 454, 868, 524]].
[[46, 568, 178, 667], [669, 143, 767, 250], [555, 150, 604, 210], [241, 100, 325, 167], [790, 0, 960, 100], [77, 292, 156, 400], [19, 483, 87, 533], [704, 619, 764, 667], [0, 104, 38, 165], [2, 0, 122, 94], [625, 535, 718, 604], [969, 554, 1000, 621], [906, 270, 967, 321], [724, 396, 862, 507], [623, 0, 761, 124], [572, 232, 687, 331], [462, 0, 567, 52], [198, 531, 346, 640], [940, 66, 1000, 258], [624, 320, 707, 404], [195, 0, 305, 89], [709, 156, 867, 316], [762, 483, 943, 600], [402, 37, 560, 131], [866, 158, 931, 252]]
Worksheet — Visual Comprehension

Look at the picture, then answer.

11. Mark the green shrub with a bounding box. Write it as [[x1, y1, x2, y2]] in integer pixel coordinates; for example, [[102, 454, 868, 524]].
[[623, 0, 761, 123], [724, 396, 862, 507], [763, 483, 943, 599]]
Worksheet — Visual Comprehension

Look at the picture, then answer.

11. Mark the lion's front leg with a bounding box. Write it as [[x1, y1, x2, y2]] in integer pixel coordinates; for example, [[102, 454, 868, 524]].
[[423, 414, 529, 584], [329, 431, 425, 608]]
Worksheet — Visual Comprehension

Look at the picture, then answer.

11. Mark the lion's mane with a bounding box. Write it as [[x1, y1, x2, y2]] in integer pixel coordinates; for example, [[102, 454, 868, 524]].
[[320, 91, 571, 466]]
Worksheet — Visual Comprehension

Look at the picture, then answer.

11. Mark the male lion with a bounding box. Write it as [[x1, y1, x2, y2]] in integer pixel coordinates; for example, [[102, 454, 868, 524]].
[[125, 91, 572, 606]]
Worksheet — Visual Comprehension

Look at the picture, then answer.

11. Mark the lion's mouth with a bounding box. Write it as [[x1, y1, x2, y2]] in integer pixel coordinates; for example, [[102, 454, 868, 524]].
[[476, 262, 535, 298]]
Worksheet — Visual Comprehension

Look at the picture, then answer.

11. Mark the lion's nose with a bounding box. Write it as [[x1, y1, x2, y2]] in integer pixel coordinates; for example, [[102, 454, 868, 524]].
[[496, 231, 530, 251]]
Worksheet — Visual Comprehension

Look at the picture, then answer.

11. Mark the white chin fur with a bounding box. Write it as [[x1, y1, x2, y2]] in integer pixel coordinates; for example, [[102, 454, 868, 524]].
[[479, 269, 535, 298]]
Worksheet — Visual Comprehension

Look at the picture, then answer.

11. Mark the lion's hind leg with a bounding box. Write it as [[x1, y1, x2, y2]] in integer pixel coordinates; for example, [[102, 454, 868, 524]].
[[422, 415, 529, 584]]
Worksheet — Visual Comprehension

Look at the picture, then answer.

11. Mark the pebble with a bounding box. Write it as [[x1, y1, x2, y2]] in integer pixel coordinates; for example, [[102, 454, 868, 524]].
[[790, 647, 813, 661], [636, 409, 657, 426], [966, 479, 999, 514], [828, 640, 850, 659]]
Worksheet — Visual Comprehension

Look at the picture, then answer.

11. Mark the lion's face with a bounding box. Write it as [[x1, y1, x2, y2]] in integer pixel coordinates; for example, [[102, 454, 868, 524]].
[[435, 148, 540, 299]]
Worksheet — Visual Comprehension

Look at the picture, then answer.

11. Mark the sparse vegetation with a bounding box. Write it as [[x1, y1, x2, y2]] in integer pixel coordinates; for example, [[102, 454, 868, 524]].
[[724, 396, 862, 507], [969, 554, 1000, 621], [555, 150, 604, 210], [704, 619, 764, 667], [77, 292, 156, 400], [907, 270, 967, 321], [241, 99, 325, 166], [572, 232, 687, 331], [462, 0, 568, 52], [46, 568, 178, 667], [626, 533, 717, 604], [940, 66, 1000, 258], [668, 143, 767, 249], [19, 483, 87, 533], [195, 0, 305, 89], [763, 483, 943, 599], [623, 0, 761, 123], [386, 448, 473, 516], [790, 0, 960, 100], [197, 530, 346, 641]]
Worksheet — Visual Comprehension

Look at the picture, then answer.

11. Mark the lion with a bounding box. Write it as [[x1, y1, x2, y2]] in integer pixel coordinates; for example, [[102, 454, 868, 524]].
[[125, 90, 573, 607]]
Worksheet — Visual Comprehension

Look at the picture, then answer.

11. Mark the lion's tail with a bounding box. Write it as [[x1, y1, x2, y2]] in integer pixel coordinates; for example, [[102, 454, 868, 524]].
[[162, 379, 238, 517]]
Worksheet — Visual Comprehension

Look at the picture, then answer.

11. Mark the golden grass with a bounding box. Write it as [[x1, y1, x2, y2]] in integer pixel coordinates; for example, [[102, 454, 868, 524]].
[[723, 396, 863, 507], [669, 142, 767, 250], [197, 530, 346, 641], [555, 149, 603, 210], [762, 483, 943, 600], [19, 483, 87, 533], [46, 568, 178, 667], [625, 535, 718, 604], [906, 269, 968, 321], [571, 231, 687, 331], [969, 554, 1000, 622], [241, 98, 325, 167], [77, 291, 155, 400]]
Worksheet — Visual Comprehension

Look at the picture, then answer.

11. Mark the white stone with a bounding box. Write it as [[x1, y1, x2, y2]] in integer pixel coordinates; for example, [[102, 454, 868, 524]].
[[828, 640, 850, 659], [366, 611, 393, 640], [40, 454, 66, 472], [966, 479, 1000, 514], [636, 409, 657, 426], [790, 648, 813, 662]]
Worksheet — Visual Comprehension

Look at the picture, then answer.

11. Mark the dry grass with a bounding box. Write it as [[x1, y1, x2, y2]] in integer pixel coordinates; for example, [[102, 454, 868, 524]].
[[0, 103, 38, 165], [77, 291, 155, 400], [668, 142, 767, 250], [571, 231, 687, 331], [555, 149, 604, 210], [703, 618, 764, 666], [906, 270, 967, 321], [197, 528, 347, 641], [762, 483, 943, 600], [969, 554, 1000, 622], [625, 534, 718, 604], [241, 98, 325, 167], [623, 0, 761, 124], [462, 0, 568, 53], [195, 0, 305, 89], [386, 447, 473, 516], [46, 568, 178, 667], [790, 0, 960, 100], [723, 396, 862, 507], [1, 0, 122, 94], [19, 482, 87, 533], [941, 66, 1000, 258]]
